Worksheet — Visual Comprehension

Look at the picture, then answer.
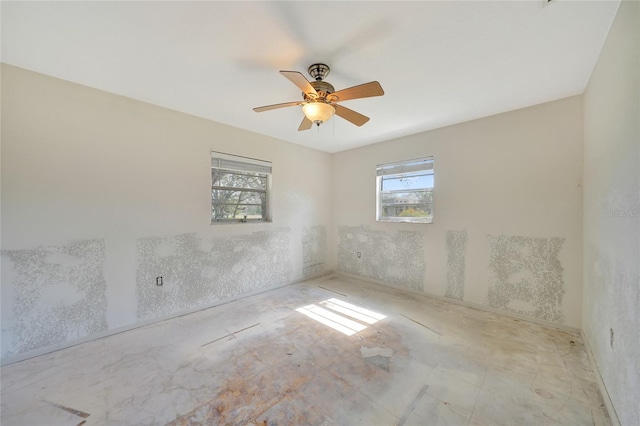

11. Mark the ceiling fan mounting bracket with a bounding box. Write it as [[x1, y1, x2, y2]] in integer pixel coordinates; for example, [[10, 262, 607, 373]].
[[308, 63, 330, 81]]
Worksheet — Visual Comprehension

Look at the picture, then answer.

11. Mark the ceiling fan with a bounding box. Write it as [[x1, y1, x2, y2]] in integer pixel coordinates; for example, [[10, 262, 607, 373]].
[[253, 63, 384, 131]]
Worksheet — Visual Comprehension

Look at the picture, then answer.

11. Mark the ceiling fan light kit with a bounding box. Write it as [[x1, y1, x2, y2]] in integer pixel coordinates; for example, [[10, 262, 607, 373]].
[[302, 102, 335, 125], [253, 63, 384, 131]]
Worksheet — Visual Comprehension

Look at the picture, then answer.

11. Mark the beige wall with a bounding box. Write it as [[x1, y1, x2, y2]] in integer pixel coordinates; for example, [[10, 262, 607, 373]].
[[583, 1, 640, 425], [1, 64, 333, 362], [332, 96, 584, 328]]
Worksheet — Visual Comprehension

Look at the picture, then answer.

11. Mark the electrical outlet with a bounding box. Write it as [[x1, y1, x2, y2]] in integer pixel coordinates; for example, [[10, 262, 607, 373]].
[[156, 276, 163, 286], [357, 252, 361, 258]]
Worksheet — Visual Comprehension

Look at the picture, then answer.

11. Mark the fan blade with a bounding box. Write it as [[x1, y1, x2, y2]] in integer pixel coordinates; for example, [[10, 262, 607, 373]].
[[331, 81, 384, 102], [280, 71, 317, 96], [334, 104, 370, 127], [253, 101, 302, 112], [298, 116, 313, 131]]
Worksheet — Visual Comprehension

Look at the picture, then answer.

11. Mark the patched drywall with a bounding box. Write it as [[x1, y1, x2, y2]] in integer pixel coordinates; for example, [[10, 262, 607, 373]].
[[584, 245, 639, 425], [302, 226, 327, 278], [136, 228, 292, 320], [337, 226, 425, 291], [0, 240, 108, 358], [445, 230, 467, 301], [487, 235, 565, 323]]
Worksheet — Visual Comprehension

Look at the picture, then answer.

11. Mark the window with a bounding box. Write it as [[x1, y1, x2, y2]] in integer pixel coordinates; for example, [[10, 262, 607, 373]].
[[211, 152, 271, 223], [376, 157, 434, 223]]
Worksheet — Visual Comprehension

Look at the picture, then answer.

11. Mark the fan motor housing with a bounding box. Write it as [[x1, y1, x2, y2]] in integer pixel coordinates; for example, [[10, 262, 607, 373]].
[[310, 80, 335, 95]]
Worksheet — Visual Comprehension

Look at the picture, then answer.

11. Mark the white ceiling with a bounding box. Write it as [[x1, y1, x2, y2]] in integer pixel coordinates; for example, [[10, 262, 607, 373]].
[[1, 1, 620, 153]]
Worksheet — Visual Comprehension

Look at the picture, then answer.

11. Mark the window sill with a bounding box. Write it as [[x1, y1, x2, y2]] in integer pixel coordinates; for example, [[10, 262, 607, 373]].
[[376, 218, 433, 224], [211, 219, 271, 225]]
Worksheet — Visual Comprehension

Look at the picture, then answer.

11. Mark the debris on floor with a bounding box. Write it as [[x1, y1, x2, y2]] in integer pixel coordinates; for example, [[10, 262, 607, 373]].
[[360, 346, 393, 358]]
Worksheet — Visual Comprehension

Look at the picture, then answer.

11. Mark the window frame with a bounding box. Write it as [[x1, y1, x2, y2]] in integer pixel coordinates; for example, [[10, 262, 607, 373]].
[[376, 156, 434, 224], [211, 151, 272, 224]]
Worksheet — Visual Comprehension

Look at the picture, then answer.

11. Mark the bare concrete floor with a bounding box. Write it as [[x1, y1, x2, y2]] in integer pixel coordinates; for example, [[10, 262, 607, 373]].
[[1, 275, 610, 425]]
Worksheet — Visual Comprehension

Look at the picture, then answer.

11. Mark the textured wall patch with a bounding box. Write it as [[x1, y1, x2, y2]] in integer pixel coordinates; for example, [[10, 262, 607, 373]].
[[1, 240, 108, 358], [136, 228, 292, 320], [487, 235, 565, 323], [302, 226, 327, 278], [337, 225, 425, 291], [445, 230, 467, 300]]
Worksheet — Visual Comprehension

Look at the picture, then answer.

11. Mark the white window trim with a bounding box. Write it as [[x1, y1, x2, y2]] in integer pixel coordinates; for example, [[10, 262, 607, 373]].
[[376, 156, 434, 224]]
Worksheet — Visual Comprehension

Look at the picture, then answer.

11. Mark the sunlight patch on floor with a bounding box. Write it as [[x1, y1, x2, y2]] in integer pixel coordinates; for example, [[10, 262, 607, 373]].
[[296, 298, 386, 336]]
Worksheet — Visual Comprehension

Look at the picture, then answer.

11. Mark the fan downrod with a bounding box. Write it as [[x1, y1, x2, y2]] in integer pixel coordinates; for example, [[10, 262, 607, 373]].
[[308, 63, 330, 81]]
